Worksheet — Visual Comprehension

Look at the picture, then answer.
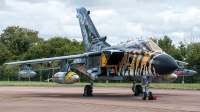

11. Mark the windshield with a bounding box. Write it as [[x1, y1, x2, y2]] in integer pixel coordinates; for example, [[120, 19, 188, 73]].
[[148, 41, 162, 51], [141, 42, 152, 51], [141, 41, 162, 52]]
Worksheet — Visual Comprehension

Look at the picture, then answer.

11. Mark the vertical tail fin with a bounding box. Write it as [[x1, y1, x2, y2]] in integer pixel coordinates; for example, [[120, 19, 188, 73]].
[[76, 7, 100, 51]]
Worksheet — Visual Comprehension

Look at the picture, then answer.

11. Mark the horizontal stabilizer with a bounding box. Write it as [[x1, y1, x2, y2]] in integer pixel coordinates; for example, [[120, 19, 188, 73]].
[[176, 60, 188, 67]]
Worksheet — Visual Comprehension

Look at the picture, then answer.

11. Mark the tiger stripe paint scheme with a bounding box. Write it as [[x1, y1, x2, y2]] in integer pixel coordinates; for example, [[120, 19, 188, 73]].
[[119, 49, 161, 77], [101, 39, 169, 77]]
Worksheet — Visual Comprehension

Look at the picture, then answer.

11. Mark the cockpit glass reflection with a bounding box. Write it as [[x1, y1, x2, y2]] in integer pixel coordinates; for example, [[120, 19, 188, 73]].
[[148, 41, 162, 51], [141, 42, 152, 51]]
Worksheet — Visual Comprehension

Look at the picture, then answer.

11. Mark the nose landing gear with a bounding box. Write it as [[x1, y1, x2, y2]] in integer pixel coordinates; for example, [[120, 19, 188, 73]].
[[132, 76, 154, 100], [142, 76, 153, 100]]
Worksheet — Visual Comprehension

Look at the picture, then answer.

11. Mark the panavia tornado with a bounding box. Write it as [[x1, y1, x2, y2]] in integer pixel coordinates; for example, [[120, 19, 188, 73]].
[[4, 7, 180, 100], [175, 68, 197, 76], [175, 60, 197, 76]]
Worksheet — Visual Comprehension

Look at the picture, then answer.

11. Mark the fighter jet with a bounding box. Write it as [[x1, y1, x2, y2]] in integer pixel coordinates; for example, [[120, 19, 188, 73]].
[[175, 68, 197, 76], [4, 7, 179, 100], [18, 64, 36, 78], [174, 60, 197, 76]]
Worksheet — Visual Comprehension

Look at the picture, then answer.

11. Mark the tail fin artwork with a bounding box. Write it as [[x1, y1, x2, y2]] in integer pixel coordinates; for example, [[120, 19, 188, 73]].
[[76, 7, 101, 51]]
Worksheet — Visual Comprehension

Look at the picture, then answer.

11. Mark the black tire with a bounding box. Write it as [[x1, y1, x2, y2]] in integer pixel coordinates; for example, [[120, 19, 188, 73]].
[[83, 85, 93, 96], [134, 85, 143, 96], [134, 85, 139, 96], [148, 91, 153, 100], [137, 85, 143, 94], [142, 92, 147, 100]]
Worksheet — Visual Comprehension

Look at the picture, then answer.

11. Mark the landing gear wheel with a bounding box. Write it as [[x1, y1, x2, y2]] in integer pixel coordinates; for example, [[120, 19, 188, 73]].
[[142, 92, 147, 100], [148, 91, 153, 100], [83, 85, 93, 97], [134, 85, 143, 96]]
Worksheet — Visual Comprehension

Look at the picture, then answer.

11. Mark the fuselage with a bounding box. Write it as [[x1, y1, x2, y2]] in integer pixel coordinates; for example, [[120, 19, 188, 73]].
[[73, 39, 178, 77]]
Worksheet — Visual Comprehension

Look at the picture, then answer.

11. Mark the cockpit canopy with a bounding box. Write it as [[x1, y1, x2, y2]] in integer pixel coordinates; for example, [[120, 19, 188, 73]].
[[102, 39, 162, 53], [125, 40, 162, 52], [141, 41, 162, 52]]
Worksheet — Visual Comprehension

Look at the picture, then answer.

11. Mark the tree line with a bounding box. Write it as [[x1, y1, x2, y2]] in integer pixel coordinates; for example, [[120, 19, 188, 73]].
[[0, 26, 199, 83]]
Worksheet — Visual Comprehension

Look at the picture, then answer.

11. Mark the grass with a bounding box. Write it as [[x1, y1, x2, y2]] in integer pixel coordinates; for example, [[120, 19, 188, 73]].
[[0, 81, 200, 90]]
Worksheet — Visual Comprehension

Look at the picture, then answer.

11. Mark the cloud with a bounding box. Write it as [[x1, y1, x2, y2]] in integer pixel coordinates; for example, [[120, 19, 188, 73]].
[[0, 0, 200, 46]]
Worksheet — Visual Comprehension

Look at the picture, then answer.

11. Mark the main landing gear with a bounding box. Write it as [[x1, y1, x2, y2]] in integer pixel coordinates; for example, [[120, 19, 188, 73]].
[[132, 81, 143, 96], [132, 76, 154, 100], [83, 79, 93, 97]]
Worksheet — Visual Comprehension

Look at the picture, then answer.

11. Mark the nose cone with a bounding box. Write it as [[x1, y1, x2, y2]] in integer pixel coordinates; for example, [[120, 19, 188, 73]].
[[153, 54, 178, 75], [70, 75, 80, 82], [184, 70, 197, 76]]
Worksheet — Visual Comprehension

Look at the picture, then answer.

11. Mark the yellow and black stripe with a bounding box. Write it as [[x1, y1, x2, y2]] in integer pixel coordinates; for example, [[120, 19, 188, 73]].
[[125, 51, 161, 76]]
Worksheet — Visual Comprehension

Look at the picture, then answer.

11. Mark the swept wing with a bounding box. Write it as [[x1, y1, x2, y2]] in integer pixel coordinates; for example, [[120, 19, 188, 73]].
[[4, 51, 101, 66]]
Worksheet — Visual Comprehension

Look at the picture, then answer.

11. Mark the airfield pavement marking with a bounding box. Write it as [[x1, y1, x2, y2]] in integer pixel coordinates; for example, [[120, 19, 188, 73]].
[[0, 86, 199, 112]]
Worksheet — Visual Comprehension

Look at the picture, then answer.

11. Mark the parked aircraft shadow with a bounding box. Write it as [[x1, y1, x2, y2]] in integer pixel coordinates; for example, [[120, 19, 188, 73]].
[[19, 92, 145, 102]]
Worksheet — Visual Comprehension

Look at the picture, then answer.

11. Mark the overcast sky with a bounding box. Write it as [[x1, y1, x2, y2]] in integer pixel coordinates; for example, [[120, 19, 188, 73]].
[[0, 0, 200, 45]]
